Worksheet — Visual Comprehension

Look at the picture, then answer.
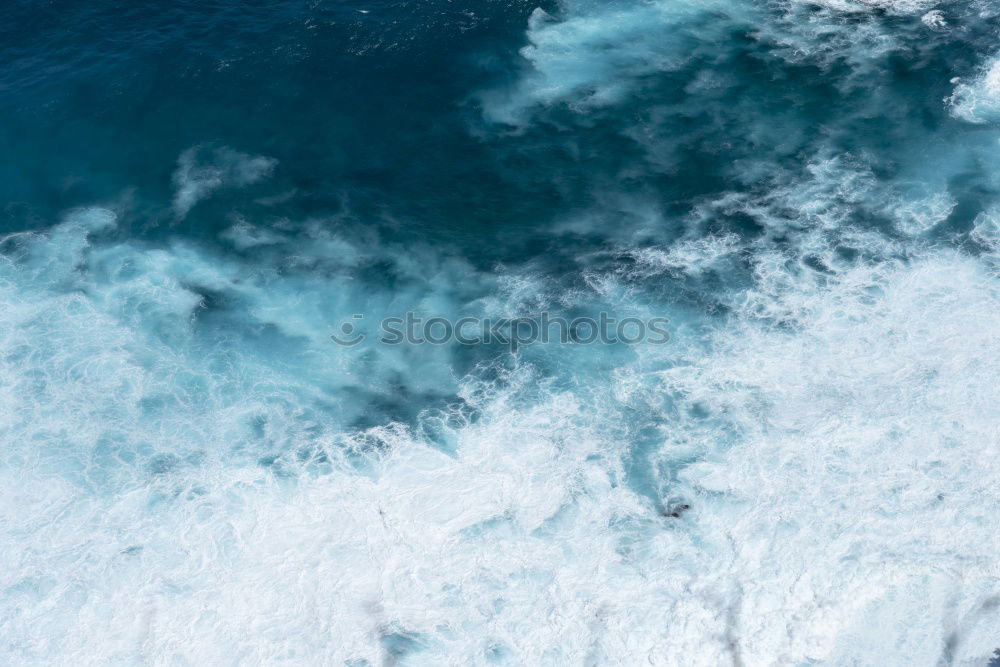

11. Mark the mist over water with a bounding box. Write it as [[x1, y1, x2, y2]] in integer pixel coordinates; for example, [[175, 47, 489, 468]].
[[2, 0, 1000, 664]]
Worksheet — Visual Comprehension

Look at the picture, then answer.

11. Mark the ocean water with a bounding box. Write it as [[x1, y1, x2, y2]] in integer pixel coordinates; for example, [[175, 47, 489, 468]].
[[2, 0, 1000, 664]]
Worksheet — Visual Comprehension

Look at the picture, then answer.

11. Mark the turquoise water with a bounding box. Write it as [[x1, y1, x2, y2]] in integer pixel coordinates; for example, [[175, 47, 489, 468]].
[[2, 0, 1000, 664]]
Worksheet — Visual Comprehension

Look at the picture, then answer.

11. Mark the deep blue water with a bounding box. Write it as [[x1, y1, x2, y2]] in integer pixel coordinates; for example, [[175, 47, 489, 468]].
[[2, 0, 1000, 664]]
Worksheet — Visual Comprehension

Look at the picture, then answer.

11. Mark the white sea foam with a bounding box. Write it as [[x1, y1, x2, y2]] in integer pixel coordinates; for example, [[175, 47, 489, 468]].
[[921, 9, 948, 30], [0, 208, 499, 486], [479, 0, 932, 125], [973, 207, 1000, 250], [892, 188, 957, 236], [833, 0, 937, 12], [172, 146, 278, 219], [2, 205, 999, 664], [949, 57, 1000, 124], [479, 0, 751, 125], [6, 0, 1000, 663], [613, 234, 743, 279], [665, 249, 1000, 665]]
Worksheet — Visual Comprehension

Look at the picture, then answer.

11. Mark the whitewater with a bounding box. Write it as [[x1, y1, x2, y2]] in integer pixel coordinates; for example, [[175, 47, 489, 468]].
[[1, 0, 1000, 664]]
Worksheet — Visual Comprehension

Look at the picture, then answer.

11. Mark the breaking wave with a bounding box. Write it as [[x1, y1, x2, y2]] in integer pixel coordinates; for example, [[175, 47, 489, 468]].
[[2, 0, 1000, 664]]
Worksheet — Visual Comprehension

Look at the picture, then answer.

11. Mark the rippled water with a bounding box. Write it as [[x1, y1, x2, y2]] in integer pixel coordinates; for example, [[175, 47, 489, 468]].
[[2, 0, 1000, 664]]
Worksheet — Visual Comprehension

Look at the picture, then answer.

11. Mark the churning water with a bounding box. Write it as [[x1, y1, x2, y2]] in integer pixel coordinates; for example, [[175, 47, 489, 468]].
[[2, 0, 1000, 664]]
